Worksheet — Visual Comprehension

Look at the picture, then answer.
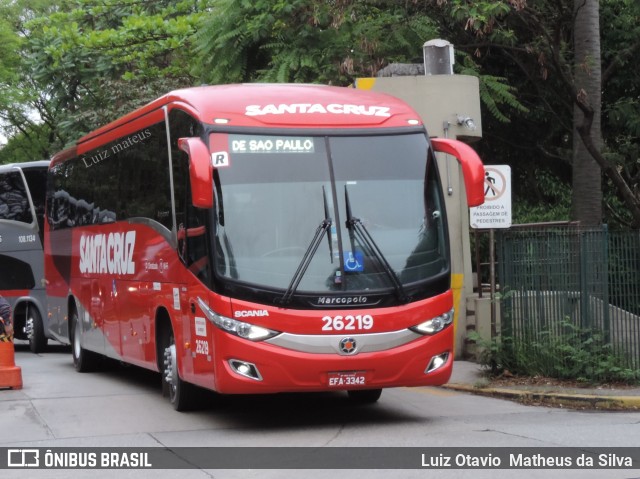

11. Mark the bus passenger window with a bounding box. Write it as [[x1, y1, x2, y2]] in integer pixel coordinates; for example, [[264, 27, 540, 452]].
[[0, 172, 32, 224]]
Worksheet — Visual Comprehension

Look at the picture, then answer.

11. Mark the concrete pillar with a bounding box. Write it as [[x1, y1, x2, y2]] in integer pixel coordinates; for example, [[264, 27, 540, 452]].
[[354, 75, 482, 358]]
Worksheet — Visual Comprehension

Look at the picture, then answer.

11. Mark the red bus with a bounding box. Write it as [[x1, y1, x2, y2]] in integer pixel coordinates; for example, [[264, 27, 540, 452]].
[[45, 84, 484, 410]]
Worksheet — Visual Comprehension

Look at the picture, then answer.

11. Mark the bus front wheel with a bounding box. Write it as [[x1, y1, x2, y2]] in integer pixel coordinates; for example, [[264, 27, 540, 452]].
[[161, 331, 196, 411]]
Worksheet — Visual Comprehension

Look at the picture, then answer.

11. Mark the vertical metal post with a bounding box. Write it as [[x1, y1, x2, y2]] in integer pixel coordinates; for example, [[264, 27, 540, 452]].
[[490, 228, 496, 339], [579, 230, 588, 328], [442, 121, 453, 196], [475, 229, 482, 298], [602, 224, 610, 343]]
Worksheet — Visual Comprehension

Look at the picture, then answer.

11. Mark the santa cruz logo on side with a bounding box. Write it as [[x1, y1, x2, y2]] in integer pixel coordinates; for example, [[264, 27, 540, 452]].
[[79, 231, 136, 275]]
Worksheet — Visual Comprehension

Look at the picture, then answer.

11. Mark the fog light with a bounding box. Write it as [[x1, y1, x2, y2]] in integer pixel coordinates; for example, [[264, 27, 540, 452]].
[[229, 359, 263, 381], [425, 352, 449, 374]]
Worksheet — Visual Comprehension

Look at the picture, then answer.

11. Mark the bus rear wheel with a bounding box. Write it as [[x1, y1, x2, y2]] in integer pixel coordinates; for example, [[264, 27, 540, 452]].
[[347, 389, 382, 404], [27, 308, 47, 354], [161, 331, 196, 411], [71, 309, 98, 372]]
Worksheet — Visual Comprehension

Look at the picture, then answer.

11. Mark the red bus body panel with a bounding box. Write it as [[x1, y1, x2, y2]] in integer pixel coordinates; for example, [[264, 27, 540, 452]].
[[206, 294, 454, 394]]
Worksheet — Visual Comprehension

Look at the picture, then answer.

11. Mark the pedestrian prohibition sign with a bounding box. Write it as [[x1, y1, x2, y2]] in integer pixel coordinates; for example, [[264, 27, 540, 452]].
[[469, 164, 511, 229]]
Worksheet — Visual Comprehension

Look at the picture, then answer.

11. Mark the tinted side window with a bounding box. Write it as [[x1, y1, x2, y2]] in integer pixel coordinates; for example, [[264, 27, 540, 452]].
[[113, 122, 172, 227], [170, 109, 202, 232], [169, 109, 210, 284], [48, 120, 171, 230], [23, 167, 48, 238], [0, 171, 33, 224], [0, 255, 35, 289]]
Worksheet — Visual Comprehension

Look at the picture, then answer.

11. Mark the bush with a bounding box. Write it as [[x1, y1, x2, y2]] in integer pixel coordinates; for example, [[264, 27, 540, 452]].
[[468, 320, 640, 385]]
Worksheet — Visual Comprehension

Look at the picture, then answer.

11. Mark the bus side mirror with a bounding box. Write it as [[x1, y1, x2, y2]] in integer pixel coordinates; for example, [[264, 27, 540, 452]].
[[431, 138, 485, 207], [178, 137, 214, 209]]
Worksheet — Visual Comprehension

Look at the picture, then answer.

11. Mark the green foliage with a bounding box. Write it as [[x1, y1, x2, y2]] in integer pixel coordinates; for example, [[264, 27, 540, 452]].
[[0, 1, 61, 157], [22, 0, 204, 143], [512, 170, 571, 224], [601, 0, 640, 218], [27, 0, 202, 80], [0, 7, 20, 87], [0, 0, 639, 230], [458, 56, 528, 123], [449, 0, 516, 41], [194, 0, 440, 85], [194, 0, 529, 137], [447, 0, 640, 227], [469, 320, 640, 384], [0, 126, 52, 165]]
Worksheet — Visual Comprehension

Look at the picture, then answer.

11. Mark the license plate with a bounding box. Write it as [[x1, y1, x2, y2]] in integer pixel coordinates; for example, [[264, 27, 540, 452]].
[[327, 371, 367, 388]]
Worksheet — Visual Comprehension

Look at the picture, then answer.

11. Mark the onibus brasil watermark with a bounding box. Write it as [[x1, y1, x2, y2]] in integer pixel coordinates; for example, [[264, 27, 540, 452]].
[[3, 447, 638, 470]]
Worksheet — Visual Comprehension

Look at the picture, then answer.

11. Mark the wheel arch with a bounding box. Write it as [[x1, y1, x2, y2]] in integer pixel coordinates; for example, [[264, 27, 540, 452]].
[[155, 306, 173, 372], [67, 295, 79, 339]]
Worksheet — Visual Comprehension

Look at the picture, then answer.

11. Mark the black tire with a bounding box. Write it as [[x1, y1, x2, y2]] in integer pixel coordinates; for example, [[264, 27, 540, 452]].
[[28, 308, 48, 354], [71, 309, 99, 372], [347, 388, 382, 404], [161, 328, 197, 411]]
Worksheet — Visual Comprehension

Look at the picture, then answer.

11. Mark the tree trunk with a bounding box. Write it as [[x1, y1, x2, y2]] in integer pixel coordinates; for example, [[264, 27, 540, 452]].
[[572, 0, 603, 226]]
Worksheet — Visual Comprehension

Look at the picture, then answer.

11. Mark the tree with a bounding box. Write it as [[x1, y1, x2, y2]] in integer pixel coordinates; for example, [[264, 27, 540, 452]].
[[0, 127, 52, 164], [194, 0, 441, 85], [16, 0, 204, 146], [0, 0, 60, 161], [445, 0, 640, 227], [3, 0, 639, 229], [572, 0, 603, 226], [599, 0, 640, 226]]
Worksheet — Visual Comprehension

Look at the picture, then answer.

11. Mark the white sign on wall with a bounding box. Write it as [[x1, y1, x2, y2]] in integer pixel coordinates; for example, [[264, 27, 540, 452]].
[[470, 165, 512, 229]]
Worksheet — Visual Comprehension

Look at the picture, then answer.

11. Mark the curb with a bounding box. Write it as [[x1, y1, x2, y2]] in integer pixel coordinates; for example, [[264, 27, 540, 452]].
[[442, 383, 640, 411]]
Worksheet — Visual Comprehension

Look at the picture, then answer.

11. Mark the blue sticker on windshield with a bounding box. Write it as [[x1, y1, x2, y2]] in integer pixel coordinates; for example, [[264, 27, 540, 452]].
[[344, 251, 364, 272]]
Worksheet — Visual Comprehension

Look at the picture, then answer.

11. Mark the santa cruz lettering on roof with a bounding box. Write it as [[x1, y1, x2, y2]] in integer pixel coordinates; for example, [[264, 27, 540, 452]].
[[245, 104, 391, 117]]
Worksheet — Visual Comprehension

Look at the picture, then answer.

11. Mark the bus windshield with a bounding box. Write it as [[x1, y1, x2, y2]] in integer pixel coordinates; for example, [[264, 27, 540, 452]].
[[0, 170, 33, 224], [213, 132, 448, 300]]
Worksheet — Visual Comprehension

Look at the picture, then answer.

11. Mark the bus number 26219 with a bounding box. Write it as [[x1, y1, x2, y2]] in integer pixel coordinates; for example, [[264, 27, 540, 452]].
[[321, 315, 374, 332]]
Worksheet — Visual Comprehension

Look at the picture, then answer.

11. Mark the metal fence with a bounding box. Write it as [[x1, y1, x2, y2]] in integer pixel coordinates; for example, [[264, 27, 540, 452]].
[[497, 225, 640, 378]]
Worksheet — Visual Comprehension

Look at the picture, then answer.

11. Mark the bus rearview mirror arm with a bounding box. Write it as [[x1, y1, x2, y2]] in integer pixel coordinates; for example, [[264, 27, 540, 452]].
[[178, 137, 214, 209], [430, 138, 485, 207]]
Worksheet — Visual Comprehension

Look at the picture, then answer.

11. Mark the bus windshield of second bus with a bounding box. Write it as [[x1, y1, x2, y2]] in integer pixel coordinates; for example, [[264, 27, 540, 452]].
[[212, 132, 447, 309]]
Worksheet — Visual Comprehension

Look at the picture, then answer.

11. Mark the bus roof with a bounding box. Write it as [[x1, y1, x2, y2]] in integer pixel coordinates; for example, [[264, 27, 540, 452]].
[[78, 83, 423, 146]]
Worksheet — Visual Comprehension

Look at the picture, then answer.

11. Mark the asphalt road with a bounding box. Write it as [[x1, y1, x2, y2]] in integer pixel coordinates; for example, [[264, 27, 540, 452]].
[[2, 342, 639, 479]]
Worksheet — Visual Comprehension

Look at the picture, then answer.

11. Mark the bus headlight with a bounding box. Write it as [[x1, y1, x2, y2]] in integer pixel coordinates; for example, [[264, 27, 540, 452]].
[[410, 309, 454, 335], [197, 298, 280, 341]]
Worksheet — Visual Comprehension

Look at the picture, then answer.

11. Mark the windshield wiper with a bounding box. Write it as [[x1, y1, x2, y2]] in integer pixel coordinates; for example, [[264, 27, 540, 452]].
[[323, 185, 334, 263], [278, 186, 333, 305], [344, 185, 409, 303]]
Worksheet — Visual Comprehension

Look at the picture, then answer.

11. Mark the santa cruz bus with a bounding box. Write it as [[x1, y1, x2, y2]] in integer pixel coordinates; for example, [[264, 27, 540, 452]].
[[0, 160, 50, 352], [44, 84, 484, 410]]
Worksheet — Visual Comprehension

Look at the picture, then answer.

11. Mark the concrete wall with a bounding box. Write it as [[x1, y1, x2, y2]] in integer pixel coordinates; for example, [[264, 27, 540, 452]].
[[355, 75, 482, 357]]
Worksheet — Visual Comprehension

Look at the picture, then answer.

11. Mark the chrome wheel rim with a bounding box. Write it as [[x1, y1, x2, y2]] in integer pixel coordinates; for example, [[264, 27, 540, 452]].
[[163, 342, 178, 400], [73, 316, 81, 359]]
